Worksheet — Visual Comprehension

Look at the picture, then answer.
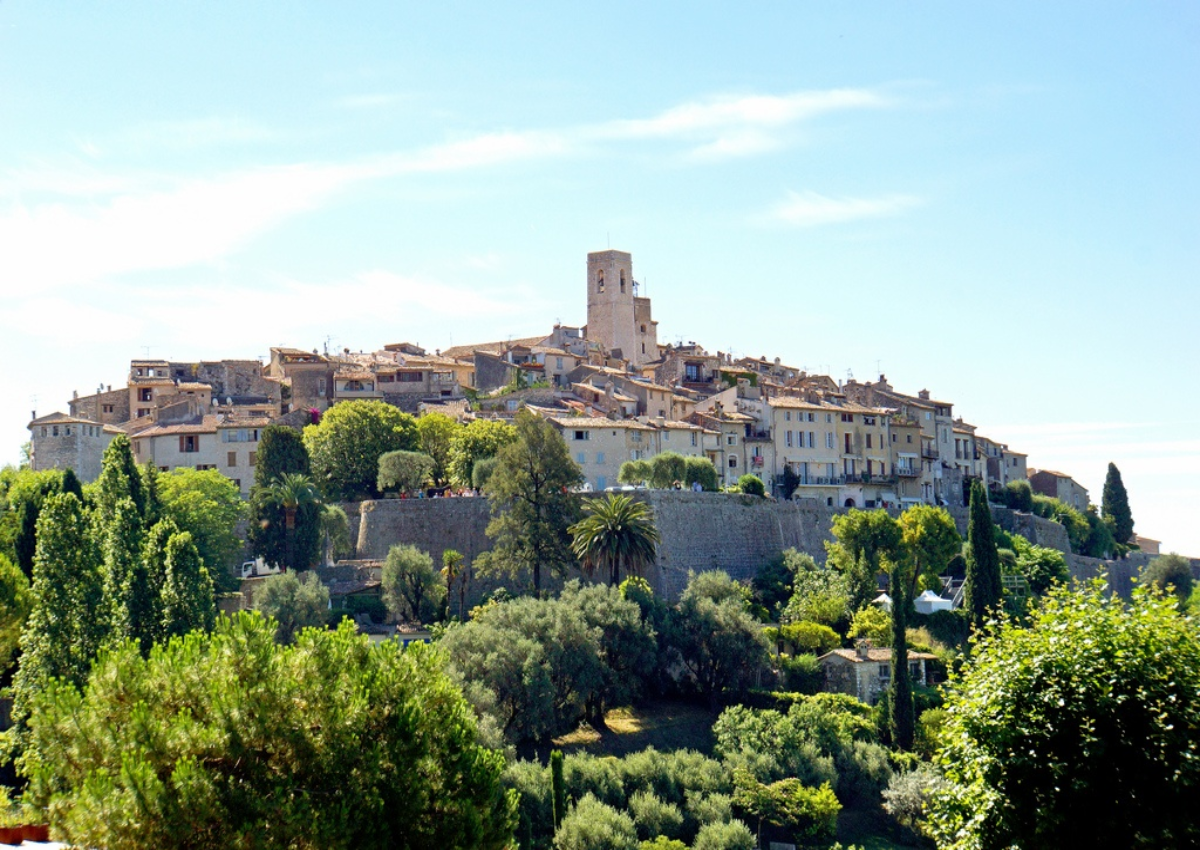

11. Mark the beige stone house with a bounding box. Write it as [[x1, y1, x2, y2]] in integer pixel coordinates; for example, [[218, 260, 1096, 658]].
[[819, 644, 937, 705], [27, 412, 119, 482], [1028, 469, 1090, 512]]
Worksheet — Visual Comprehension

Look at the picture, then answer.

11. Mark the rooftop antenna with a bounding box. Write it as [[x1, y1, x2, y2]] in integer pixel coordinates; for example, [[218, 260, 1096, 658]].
[[875, 359, 883, 375], [141, 346, 151, 358], [607, 231, 610, 249]]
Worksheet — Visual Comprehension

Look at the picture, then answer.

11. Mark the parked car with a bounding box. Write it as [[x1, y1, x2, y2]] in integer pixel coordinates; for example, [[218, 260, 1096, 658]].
[[241, 558, 283, 579]]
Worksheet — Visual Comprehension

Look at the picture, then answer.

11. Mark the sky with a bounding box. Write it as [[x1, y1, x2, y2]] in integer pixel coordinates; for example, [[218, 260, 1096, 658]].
[[1, 3, 1197, 554]]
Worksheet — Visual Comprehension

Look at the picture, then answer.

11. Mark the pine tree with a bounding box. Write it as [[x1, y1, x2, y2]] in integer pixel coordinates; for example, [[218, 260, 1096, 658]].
[[160, 530, 216, 639], [12, 493, 106, 726], [964, 479, 1002, 630], [1102, 462, 1134, 545]]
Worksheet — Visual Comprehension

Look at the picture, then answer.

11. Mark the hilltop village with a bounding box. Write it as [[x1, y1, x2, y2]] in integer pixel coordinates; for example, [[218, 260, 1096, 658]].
[[28, 249, 1121, 538]]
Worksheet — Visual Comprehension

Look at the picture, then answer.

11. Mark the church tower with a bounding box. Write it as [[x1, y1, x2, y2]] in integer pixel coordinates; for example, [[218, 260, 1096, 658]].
[[585, 250, 658, 367]]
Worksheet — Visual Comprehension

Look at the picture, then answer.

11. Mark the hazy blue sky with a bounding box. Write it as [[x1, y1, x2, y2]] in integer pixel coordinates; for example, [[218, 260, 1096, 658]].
[[2, 3, 1197, 553]]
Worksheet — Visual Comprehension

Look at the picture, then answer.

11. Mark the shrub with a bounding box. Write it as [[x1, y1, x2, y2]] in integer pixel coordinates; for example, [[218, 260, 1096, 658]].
[[776, 654, 823, 694], [629, 791, 684, 841], [779, 621, 840, 655], [736, 475, 765, 497], [1003, 480, 1033, 512], [554, 794, 638, 850], [692, 819, 756, 850], [883, 765, 948, 831]]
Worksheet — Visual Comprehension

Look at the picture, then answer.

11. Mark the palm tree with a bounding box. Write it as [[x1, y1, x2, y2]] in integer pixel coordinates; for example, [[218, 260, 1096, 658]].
[[569, 493, 661, 587], [264, 472, 321, 570]]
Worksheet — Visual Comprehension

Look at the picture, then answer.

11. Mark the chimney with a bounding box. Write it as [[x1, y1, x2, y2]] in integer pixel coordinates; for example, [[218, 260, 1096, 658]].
[[918, 389, 930, 400], [855, 638, 872, 661]]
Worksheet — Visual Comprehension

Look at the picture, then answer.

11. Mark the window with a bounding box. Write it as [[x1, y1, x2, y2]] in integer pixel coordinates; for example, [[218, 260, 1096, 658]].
[[907, 434, 913, 444], [398, 371, 423, 383], [573, 430, 589, 441], [879, 664, 891, 681], [378, 373, 395, 383], [620, 270, 626, 292], [640, 324, 647, 333], [196, 464, 216, 471], [866, 434, 872, 449], [577, 452, 586, 464], [826, 432, 834, 449], [891, 433, 897, 443], [597, 476, 607, 490], [786, 430, 794, 448], [597, 270, 605, 293], [556, 357, 563, 369], [102, 404, 114, 414], [596, 452, 605, 464], [249, 451, 257, 467], [51, 425, 59, 436], [844, 434, 852, 454], [64, 426, 71, 435], [234, 479, 241, 490], [864, 416, 876, 425], [841, 413, 854, 423], [691, 432, 697, 447], [318, 377, 327, 395], [179, 435, 198, 453], [808, 431, 815, 448], [785, 411, 792, 422], [140, 388, 153, 402], [137, 408, 150, 418], [726, 435, 736, 446], [826, 413, 833, 423], [662, 432, 669, 441], [729, 457, 738, 468], [227, 451, 237, 467]]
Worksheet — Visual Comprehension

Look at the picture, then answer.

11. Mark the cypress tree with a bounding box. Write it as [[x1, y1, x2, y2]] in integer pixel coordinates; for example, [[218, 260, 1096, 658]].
[[160, 530, 216, 639], [95, 434, 147, 526], [550, 749, 566, 829], [12, 493, 106, 726], [101, 497, 145, 644], [141, 518, 181, 648], [60, 468, 83, 500], [964, 479, 1002, 630], [888, 558, 915, 750], [14, 499, 39, 578], [1101, 462, 1134, 545], [140, 462, 163, 527]]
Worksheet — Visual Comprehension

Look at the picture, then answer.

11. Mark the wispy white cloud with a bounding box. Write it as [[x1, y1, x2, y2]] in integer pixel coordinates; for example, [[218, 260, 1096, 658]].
[[120, 116, 276, 149], [767, 190, 922, 228]]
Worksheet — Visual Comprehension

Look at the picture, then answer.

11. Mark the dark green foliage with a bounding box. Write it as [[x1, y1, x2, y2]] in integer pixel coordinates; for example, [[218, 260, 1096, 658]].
[[1083, 504, 1117, 559], [442, 582, 655, 742], [8, 469, 68, 577], [484, 409, 582, 592], [910, 608, 970, 649], [138, 462, 162, 527], [1101, 462, 1134, 544], [736, 474, 765, 497], [551, 750, 567, 829], [449, 418, 517, 488], [18, 613, 517, 849], [773, 654, 823, 694], [964, 480, 1002, 629], [303, 400, 420, 500], [825, 509, 904, 611], [1031, 494, 1090, 553], [416, 412, 462, 486], [159, 468, 246, 592], [260, 473, 323, 571], [1142, 553, 1194, 604], [100, 497, 147, 645], [929, 581, 1200, 849], [247, 427, 321, 572], [555, 793, 638, 850], [781, 465, 799, 500], [1003, 480, 1033, 512], [670, 571, 769, 709], [618, 459, 652, 486], [692, 819, 755, 850], [752, 555, 794, 619], [0, 553, 31, 676], [889, 558, 914, 751], [732, 770, 840, 844], [1010, 535, 1070, 596]]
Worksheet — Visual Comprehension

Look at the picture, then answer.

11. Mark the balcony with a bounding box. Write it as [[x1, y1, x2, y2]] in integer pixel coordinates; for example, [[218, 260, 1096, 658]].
[[745, 430, 772, 442], [795, 475, 844, 486], [921, 447, 939, 460], [895, 466, 921, 478]]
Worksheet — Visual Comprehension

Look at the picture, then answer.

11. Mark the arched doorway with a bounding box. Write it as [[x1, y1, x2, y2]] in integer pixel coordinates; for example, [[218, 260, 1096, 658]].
[[844, 498, 856, 508]]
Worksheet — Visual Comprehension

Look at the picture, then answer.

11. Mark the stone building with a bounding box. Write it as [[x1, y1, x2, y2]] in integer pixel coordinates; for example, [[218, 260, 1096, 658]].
[[27, 412, 118, 482], [584, 250, 658, 368], [1028, 469, 1090, 513], [819, 644, 936, 705]]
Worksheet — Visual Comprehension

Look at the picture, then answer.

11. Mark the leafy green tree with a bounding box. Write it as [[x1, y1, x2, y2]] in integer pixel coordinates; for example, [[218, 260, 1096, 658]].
[[485, 410, 582, 593], [11, 493, 106, 726], [899, 504, 960, 592], [929, 581, 1200, 849], [262, 472, 322, 571], [847, 605, 891, 647], [417, 412, 462, 486], [253, 570, 330, 643], [778, 621, 840, 655], [18, 613, 517, 850], [618, 459, 652, 486], [825, 509, 904, 611], [752, 555, 795, 620], [449, 418, 517, 487], [247, 426, 321, 573], [303, 399, 419, 500], [377, 449, 435, 495], [382, 544, 445, 623], [138, 518, 179, 649], [669, 571, 769, 709], [569, 493, 661, 587], [440, 548, 470, 621], [1142, 553, 1194, 605], [159, 530, 216, 639], [7, 468, 68, 577], [691, 819, 755, 850], [629, 790, 683, 841], [731, 770, 840, 846], [781, 549, 852, 627], [736, 474, 765, 497], [648, 452, 688, 489], [1010, 536, 1069, 596], [0, 553, 31, 676], [964, 480, 1002, 630], [159, 467, 245, 590], [1082, 504, 1117, 558], [1101, 461, 1134, 544], [683, 456, 719, 491]]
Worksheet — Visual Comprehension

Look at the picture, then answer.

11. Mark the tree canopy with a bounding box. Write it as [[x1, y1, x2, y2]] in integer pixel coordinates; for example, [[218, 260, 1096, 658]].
[[247, 427, 321, 572], [929, 580, 1200, 849], [159, 467, 246, 590], [569, 493, 660, 587], [449, 418, 517, 488], [416, 412, 462, 486], [964, 480, 1002, 630], [381, 544, 444, 624], [253, 570, 331, 643], [1101, 461, 1134, 544], [484, 410, 582, 592], [303, 400, 419, 500], [377, 449, 435, 495], [18, 613, 517, 850]]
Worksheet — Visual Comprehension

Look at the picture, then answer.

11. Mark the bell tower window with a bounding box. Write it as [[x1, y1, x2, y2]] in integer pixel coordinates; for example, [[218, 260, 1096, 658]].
[[597, 270, 605, 293], [620, 270, 626, 293]]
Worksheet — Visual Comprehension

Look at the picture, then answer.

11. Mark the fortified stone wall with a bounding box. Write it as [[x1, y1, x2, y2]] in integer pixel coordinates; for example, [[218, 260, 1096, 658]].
[[355, 496, 492, 569]]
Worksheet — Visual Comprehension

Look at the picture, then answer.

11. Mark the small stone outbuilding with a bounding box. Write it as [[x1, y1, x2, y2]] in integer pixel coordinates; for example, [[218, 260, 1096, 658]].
[[818, 644, 937, 705]]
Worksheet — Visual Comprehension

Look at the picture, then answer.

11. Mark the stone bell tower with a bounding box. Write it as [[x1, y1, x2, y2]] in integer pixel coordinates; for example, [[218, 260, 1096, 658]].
[[585, 250, 657, 367]]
